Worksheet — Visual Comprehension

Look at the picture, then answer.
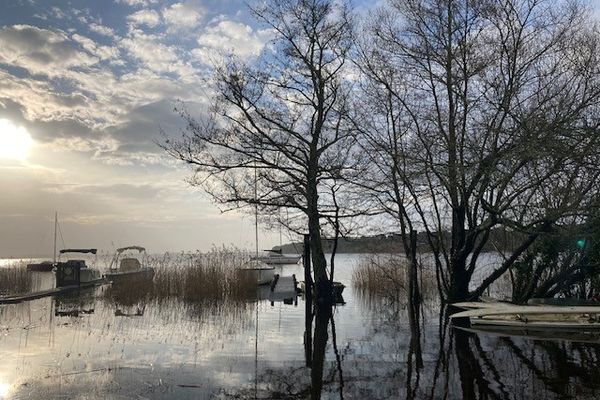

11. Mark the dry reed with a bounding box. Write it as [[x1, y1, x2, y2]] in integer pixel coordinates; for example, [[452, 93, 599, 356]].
[[0, 262, 32, 296], [352, 254, 437, 302], [105, 247, 257, 305]]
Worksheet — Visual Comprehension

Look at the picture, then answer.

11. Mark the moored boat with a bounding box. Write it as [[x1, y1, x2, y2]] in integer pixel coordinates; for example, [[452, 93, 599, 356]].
[[55, 248, 104, 287], [451, 303, 600, 329], [238, 260, 275, 285], [104, 246, 154, 282], [250, 249, 302, 265]]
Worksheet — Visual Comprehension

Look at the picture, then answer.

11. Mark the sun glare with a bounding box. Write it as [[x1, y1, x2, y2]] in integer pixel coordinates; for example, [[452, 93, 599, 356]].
[[0, 119, 33, 161], [0, 382, 10, 398]]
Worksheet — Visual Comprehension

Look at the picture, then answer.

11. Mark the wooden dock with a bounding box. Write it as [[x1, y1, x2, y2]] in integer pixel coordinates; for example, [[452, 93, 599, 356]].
[[0, 281, 105, 305], [269, 274, 298, 304]]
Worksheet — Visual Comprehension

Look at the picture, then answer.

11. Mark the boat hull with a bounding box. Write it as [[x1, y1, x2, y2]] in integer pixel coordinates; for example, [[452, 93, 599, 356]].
[[104, 267, 155, 282], [250, 255, 301, 265], [237, 266, 275, 285]]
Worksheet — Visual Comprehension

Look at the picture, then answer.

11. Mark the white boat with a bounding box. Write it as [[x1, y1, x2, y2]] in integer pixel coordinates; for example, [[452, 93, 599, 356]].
[[451, 303, 600, 329], [55, 248, 104, 287], [250, 249, 302, 265], [238, 260, 275, 285], [105, 246, 154, 282]]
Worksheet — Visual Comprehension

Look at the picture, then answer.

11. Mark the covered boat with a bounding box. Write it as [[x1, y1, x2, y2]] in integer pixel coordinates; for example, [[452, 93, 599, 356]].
[[105, 246, 154, 282], [55, 248, 104, 287]]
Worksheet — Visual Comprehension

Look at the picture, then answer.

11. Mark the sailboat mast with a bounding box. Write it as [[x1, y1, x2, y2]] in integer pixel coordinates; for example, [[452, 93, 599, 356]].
[[53, 211, 57, 264]]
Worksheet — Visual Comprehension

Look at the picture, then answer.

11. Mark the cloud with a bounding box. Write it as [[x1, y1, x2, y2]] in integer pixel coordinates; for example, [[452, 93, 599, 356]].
[[115, 0, 157, 6], [0, 25, 98, 75], [89, 22, 117, 38], [119, 29, 197, 79], [162, 3, 203, 31], [193, 20, 272, 63], [127, 9, 161, 28], [72, 33, 120, 61]]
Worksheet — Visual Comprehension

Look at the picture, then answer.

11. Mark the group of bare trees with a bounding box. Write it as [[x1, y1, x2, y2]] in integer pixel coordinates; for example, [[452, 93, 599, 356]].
[[164, 0, 600, 303]]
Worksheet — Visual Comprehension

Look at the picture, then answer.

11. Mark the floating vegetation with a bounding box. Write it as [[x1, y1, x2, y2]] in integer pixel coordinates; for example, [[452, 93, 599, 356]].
[[352, 254, 437, 302], [0, 262, 31, 296]]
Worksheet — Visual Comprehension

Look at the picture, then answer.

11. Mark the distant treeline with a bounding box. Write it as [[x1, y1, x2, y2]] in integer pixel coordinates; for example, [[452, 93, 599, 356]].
[[276, 228, 523, 254]]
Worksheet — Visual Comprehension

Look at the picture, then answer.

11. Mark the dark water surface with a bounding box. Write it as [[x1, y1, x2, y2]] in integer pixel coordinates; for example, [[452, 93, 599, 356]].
[[1, 254, 600, 399]]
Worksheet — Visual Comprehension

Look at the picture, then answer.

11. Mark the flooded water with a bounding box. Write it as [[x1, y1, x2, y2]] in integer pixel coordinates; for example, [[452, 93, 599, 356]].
[[1, 254, 600, 399]]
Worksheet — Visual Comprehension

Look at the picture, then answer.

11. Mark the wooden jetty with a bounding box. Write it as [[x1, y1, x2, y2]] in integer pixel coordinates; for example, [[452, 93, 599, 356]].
[[0, 281, 105, 305], [269, 274, 298, 304]]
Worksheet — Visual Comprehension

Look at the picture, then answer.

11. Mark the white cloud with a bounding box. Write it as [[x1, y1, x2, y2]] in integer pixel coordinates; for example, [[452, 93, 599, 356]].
[[89, 22, 116, 38], [49, 135, 120, 154], [72, 33, 120, 61], [119, 29, 197, 79], [127, 9, 161, 28], [162, 3, 203, 31], [115, 0, 157, 6], [193, 20, 272, 62], [0, 25, 98, 75]]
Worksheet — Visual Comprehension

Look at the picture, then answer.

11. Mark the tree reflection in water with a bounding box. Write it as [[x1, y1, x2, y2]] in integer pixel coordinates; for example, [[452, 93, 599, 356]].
[[228, 291, 600, 400]]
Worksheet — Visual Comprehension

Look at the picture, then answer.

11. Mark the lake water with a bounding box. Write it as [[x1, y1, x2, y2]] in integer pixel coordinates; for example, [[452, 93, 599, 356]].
[[1, 254, 600, 399]]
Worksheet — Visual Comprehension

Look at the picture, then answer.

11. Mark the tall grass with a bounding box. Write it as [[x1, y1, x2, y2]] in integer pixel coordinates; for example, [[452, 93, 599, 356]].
[[0, 262, 31, 296], [148, 247, 256, 302], [352, 254, 437, 302], [103, 247, 257, 308]]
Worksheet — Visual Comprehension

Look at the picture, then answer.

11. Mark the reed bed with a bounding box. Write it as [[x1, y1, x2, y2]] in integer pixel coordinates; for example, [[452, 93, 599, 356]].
[[0, 261, 31, 296], [148, 247, 256, 302], [103, 247, 257, 308], [352, 254, 437, 302]]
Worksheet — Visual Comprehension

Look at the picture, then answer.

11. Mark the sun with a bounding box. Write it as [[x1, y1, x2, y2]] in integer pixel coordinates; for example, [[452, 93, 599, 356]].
[[0, 382, 9, 398], [0, 119, 33, 161]]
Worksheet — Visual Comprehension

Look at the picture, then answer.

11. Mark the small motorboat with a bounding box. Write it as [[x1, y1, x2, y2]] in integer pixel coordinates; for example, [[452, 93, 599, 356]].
[[250, 249, 302, 265], [104, 246, 154, 282], [55, 248, 104, 287], [238, 260, 275, 285]]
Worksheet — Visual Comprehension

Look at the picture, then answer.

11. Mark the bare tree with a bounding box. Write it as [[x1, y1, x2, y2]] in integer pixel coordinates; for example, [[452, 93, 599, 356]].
[[355, 0, 600, 301], [162, 0, 366, 301]]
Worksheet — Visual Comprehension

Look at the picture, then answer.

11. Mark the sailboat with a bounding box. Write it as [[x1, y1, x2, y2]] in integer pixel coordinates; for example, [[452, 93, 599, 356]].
[[27, 212, 59, 272], [237, 166, 275, 285]]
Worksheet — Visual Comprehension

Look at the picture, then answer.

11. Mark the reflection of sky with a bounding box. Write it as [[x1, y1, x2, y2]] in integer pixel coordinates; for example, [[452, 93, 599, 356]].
[[2, 254, 600, 399], [0, 255, 370, 398]]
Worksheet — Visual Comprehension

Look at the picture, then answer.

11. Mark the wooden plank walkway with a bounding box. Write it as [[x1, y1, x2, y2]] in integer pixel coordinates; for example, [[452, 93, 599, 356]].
[[269, 274, 298, 303], [0, 281, 106, 305]]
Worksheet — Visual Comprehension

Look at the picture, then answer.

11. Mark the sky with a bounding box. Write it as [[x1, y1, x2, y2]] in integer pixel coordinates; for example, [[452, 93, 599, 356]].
[[0, 0, 295, 258], [0, 0, 599, 258]]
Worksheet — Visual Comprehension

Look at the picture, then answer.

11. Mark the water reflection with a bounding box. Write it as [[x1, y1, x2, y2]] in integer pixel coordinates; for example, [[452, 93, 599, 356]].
[[2, 254, 600, 399]]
